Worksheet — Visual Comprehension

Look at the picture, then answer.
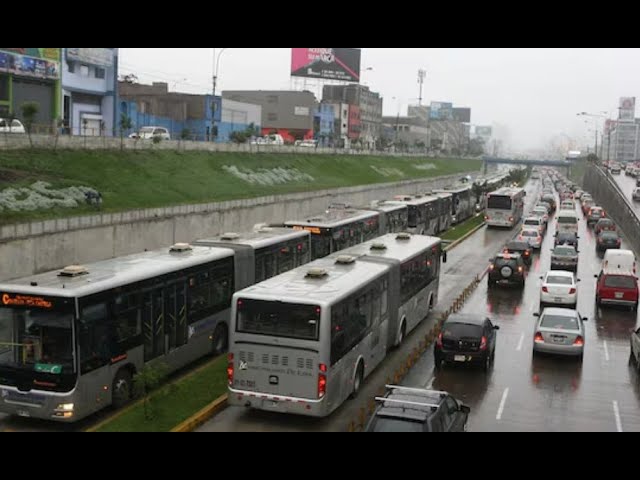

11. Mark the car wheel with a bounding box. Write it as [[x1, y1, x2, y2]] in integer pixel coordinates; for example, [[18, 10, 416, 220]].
[[434, 354, 443, 370], [483, 354, 491, 373]]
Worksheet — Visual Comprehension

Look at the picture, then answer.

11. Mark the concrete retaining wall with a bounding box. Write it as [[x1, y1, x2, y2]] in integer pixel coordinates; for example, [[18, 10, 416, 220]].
[[0, 171, 476, 280]]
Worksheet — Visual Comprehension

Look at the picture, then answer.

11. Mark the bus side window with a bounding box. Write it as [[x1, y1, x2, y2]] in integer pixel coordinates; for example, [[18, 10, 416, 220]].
[[80, 302, 114, 375]]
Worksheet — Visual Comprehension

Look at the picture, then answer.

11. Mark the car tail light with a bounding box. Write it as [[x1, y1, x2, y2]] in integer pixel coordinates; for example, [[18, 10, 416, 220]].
[[227, 353, 234, 386], [318, 364, 327, 399], [542, 286, 549, 293], [509, 217, 514, 223], [485, 216, 490, 221], [617, 240, 621, 246], [524, 250, 530, 256], [436, 332, 443, 348], [479, 336, 488, 351], [569, 288, 576, 294], [489, 264, 495, 271], [534, 332, 545, 343], [518, 266, 524, 273], [573, 336, 584, 347]]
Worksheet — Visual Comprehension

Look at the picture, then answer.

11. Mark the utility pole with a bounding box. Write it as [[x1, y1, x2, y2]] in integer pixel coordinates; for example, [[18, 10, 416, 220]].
[[417, 69, 426, 106]]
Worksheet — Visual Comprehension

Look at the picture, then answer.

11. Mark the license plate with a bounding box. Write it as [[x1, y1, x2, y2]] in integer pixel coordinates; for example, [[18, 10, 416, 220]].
[[615, 292, 624, 299], [554, 297, 563, 303], [454, 355, 466, 362], [16, 409, 30, 418], [553, 337, 565, 344]]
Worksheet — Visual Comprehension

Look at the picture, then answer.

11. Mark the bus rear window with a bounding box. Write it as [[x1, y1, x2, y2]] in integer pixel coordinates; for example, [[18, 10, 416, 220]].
[[558, 216, 577, 224], [487, 196, 512, 210], [236, 299, 320, 340]]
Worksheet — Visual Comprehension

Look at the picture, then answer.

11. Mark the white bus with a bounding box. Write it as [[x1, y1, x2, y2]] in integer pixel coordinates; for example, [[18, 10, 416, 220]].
[[0, 228, 311, 422], [228, 233, 445, 417], [485, 187, 526, 228]]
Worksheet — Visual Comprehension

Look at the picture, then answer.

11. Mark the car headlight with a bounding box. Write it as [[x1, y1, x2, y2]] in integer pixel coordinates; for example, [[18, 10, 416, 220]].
[[56, 403, 74, 412]]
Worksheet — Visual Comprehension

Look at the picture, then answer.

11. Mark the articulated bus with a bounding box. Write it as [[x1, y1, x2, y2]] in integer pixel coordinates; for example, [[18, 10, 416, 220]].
[[0, 228, 311, 423], [285, 207, 382, 260], [228, 233, 445, 417], [433, 185, 474, 225], [485, 187, 526, 228], [362, 201, 409, 234], [389, 195, 442, 235]]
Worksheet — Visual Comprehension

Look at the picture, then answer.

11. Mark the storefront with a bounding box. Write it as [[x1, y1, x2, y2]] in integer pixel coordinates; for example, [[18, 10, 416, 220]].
[[0, 48, 61, 127]]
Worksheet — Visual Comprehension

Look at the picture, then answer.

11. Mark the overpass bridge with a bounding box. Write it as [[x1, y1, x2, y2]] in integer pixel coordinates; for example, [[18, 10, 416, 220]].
[[481, 156, 573, 175]]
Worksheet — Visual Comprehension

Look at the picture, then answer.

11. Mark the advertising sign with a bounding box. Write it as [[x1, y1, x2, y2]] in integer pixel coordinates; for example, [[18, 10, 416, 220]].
[[475, 126, 493, 137], [66, 48, 114, 68], [291, 48, 361, 83], [0, 48, 60, 80], [430, 102, 453, 120], [619, 97, 636, 121]]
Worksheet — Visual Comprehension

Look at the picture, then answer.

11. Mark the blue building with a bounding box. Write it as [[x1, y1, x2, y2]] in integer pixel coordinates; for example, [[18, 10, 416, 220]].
[[118, 81, 259, 142], [313, 102, 336, 146], [62, 48, 118, 136]]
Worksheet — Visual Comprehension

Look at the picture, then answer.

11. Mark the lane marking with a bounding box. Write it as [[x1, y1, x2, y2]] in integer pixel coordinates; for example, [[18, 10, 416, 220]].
[[603, 340, 610, 362], [496, 387, 510, 421], [516, 333, 525, 352], [613, 401, 623, 433]]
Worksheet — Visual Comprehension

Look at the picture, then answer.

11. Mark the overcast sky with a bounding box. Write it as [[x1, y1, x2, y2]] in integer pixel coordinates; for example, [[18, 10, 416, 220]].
[[119, 48, 640, 153]]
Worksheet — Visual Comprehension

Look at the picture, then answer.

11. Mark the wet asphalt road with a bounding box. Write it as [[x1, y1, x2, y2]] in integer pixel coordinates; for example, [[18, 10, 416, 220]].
[[613, 171, 640, 216], [197, 181, 545, 432], [404, 180, 640, 432]]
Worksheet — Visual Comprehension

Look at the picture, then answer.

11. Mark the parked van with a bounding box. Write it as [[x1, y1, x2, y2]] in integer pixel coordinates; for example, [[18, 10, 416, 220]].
[[556, 209, 579, 235]]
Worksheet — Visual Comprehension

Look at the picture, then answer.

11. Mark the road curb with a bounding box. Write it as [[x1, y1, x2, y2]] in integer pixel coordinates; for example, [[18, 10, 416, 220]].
[[171, 394, 229, 432], [444, 218, 486, 252]]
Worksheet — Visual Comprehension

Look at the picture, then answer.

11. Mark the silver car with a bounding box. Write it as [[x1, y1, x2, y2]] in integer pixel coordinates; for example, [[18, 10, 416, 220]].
[[533, 308, 587, 360], [550, 245, 579, 272]]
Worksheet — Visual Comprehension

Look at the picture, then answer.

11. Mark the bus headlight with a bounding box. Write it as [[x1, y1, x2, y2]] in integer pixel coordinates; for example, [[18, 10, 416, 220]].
[[56, 403, 74, 412]]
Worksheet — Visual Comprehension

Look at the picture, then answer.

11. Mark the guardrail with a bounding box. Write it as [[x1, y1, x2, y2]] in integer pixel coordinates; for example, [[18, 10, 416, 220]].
[[583, 163, 640, 255]]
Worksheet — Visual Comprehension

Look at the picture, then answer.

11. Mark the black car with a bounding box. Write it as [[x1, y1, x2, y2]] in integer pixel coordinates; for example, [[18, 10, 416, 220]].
[[365, 385, 470, 432], [596, 230, 621, 251], [630, 326, 640, 372], [555, 231, 579, 249], [541, 194, 557, 212], [434, 313, 500, 371], [488, 253, 526, 287], [503, 240, 533, 266]]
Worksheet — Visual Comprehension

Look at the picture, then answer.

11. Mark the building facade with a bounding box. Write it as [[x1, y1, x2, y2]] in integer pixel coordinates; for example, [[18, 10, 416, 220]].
[[223, 90, 316, 143], [62, 48, 118, 136], [0, 48, 62, 129], [313, 102, 335, 146], [382, 115, 430, 151], [609, 120, 640, 162], [218, 99, 262, 143]]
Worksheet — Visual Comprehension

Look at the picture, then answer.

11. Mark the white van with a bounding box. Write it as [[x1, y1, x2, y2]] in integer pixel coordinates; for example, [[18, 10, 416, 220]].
[[602, 249, 637, 274], [556, 209, 579, 235]]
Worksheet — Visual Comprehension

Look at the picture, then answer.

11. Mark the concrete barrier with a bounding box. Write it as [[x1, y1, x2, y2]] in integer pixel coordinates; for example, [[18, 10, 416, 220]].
[[0, 171, 478, 280]]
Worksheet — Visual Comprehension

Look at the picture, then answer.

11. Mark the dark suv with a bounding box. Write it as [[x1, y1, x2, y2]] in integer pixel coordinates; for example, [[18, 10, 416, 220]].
[[503, 240, 533, 266], [488, 253, 526, 287], [435, 314, 500, 371], [365, 385, 470, 432]]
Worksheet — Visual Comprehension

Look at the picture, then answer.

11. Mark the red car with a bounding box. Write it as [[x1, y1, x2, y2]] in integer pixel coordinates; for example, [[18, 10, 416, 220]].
[[595, 268, 639, 311]]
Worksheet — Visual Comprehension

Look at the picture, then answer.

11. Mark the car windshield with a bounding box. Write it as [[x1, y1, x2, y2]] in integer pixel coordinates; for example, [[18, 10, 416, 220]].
[[554, 247, 575, 256], [558, 216, 577, 224], [546, 275, 573, 285], [524, 219, 539, 226], [521, 230, 538, 237], [601, 232, 618, 240], [541, 314, 579, 330], [604, 276, 636, 289], [532, 209, 546, 215]]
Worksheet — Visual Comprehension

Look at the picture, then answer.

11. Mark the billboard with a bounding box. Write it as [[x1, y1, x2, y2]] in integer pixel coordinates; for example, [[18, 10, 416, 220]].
[[67, 48, 114, 68], [291, 48, 361, 83], [430, 101, 453, 120], [619, 97, 636, 121], [453, 107, 471, 123], [0, 48, 60, 80], [475, 126, 493, 137]]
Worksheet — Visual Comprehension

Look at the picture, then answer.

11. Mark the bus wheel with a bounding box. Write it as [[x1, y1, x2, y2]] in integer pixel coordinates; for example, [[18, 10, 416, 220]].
[[212, 323, 229, 356], [350, 362, 364, 399], [112, 369, 133, 409], [397, 321, 407, 347]]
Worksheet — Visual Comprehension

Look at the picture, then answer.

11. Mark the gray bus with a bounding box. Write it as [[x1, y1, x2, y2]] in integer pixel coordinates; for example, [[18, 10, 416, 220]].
[[433, 185, 474, 225], [285, 207, 381, 260], [0, 229, 311, 423], [228, 233, 444, 417]]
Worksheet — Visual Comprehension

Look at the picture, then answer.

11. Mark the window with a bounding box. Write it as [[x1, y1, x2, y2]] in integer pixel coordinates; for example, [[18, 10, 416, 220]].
[[604, 275, 637, 289], [237, 299, 320, 340], [80, 302, 117, 374], [267, 113, 278, 122], [67, 62, 75, 73], [95, 67, 106, 79], [80, 64, 90, 77], [187, 258, 234, 323], [488, 195, 512, 210]]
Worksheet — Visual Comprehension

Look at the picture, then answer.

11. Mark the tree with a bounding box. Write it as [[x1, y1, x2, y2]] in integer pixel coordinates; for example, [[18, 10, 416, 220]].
[[133, 362, 169, 421], [53, 117, 64, 152], [119, 112, 132, 151], [20, 101, 39, 148]]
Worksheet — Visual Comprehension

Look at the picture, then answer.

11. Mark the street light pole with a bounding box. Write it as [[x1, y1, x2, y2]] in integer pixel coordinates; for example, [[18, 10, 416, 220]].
[[212, 48, 228, 141]]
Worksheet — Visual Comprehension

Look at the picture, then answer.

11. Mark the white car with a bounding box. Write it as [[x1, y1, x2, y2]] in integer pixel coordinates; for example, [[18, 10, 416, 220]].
[[533, 308, 586, 360], [633, 188, 640, 202], [560, 201, 575, 210], [518, 227, 543, 249], [0, 118, 25, 134], [531, 206, 549, 224], [539, 270, 578, 309], [129, 126, 170, 141], [523, 216, 545, 235]]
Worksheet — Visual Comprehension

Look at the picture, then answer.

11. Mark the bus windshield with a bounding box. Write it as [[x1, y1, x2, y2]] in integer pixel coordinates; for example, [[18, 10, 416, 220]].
[[0, 304, 74, 375], [237, 299, 320, 341]]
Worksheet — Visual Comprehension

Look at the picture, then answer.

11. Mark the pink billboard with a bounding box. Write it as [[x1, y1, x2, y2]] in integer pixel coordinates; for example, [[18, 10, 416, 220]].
[[291, 48, 361, 83]]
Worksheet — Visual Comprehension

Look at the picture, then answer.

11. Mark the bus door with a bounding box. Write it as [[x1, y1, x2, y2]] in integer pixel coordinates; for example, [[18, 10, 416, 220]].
[[164, 282, 187, 352], [143, 288, 165, 361]]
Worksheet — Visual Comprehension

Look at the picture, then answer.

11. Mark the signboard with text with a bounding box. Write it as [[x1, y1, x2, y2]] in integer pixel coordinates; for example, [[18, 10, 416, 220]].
[[0, 48, 60, 80]]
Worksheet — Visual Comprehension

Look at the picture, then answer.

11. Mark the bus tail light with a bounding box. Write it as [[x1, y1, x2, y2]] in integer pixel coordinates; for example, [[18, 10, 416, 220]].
[[227, 353, 234, 386], [318, 364, 327, 399]]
